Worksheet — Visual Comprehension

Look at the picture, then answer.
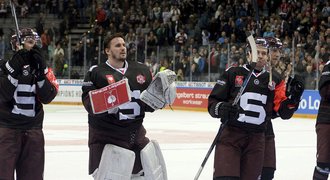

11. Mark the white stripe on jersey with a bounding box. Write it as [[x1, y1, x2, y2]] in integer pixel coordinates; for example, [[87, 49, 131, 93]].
[[12, 105, 35, 117], [12, 84, 36, 117]]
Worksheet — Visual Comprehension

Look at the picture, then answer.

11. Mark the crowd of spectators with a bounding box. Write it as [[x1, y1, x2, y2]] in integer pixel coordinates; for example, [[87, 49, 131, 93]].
[[0, 0, 329, 90], [90, 0, 329, 90]]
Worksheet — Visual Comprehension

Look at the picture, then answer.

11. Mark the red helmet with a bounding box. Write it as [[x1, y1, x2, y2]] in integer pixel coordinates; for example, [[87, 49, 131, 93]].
[[10, 28, 41, 51]]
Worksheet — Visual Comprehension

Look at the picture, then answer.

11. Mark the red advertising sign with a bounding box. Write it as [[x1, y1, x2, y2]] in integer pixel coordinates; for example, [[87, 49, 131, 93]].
[[172, 87, 212, 111]]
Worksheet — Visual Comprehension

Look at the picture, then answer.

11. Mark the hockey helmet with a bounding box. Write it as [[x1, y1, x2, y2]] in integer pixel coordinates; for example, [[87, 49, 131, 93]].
[[246, 37, 266, 52], [264, 37, 283, 49], [255, 37, 269, 49], [246, 37, 283, 53], [10, 28, 41, 51]]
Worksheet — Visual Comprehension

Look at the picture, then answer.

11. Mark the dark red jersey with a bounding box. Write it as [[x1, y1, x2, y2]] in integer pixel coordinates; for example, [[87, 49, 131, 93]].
[[82, 60, 154, 132], [0, 60, 58, 129], [317, 60, 330, 124], [208, 64, 288, 132]]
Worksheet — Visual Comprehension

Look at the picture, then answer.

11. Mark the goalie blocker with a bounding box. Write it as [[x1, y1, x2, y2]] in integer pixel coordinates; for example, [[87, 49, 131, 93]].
[[140, 70, 177, 110], [89, 79, 131, 114]]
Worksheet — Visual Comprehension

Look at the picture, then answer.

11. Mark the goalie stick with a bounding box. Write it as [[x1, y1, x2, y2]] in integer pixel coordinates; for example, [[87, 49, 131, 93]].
[[194, 34, 258, 180]]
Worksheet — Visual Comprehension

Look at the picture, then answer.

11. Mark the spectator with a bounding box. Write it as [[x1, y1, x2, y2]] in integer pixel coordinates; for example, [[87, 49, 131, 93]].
[[170, 5, 181, 23], [0, 1, 7, 18], [175, 28, 187, 52], [53, 41, 65, 77], [303, 65, 317, 90]]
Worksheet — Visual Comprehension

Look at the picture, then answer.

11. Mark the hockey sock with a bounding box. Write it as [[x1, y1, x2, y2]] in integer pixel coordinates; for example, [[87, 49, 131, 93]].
[[261, 167, 275, 180]]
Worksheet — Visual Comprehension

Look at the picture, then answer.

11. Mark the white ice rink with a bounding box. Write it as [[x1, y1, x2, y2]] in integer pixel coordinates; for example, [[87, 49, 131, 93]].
[[43, 105, 317, 180]]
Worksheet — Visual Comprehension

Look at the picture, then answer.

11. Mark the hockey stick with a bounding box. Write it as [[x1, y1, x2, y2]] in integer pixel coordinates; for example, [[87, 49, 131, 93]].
[[286, 38, 296, 95], [315, 40, 320, 89], [9, 0, 22, 47], [193, 35, 258, 180]]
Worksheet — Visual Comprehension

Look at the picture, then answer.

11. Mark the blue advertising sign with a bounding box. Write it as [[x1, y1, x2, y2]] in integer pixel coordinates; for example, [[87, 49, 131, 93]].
[[296, 90, 320, 115]]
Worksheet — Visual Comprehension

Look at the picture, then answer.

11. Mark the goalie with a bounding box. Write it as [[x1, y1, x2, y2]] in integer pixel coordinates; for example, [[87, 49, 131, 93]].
[[81, 33, 176, 180]]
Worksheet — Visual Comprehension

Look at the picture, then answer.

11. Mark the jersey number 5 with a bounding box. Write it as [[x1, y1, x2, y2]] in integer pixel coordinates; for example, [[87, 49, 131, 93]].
[[238, 92, 267, 125], [118, 90, 141, 120]]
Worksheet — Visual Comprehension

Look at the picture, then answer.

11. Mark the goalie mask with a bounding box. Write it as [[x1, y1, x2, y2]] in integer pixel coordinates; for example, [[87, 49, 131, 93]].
[[10, 28, 42, 51]]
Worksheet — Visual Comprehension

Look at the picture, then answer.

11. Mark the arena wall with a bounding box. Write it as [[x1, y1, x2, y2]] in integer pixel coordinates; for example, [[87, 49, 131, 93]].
[[52, 80, 319, 119]]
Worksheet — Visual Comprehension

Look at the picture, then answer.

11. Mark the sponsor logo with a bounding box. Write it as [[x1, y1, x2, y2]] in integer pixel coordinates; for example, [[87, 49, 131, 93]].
[[105, 90, 117, 106], [322, 71, 330, 76], [5, 62, 14, 73], [22, 65, 30, 76]]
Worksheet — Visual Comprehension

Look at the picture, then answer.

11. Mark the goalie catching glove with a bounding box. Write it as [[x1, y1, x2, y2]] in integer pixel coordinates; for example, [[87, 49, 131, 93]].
[[140, 69, 177, 110]]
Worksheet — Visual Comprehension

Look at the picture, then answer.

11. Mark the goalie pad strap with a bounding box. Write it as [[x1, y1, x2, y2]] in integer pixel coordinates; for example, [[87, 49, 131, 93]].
[[93, 144, 135, 180]]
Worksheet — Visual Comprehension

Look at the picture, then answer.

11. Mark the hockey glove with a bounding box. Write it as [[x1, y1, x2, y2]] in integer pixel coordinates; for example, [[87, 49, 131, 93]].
[[5, 49, 29, 79], [286, 75, 305, 104], [140, 70, 177, 110], [218, 102, 239, 123], [29, 46, 47, 81], [278, 99, 298, 119]]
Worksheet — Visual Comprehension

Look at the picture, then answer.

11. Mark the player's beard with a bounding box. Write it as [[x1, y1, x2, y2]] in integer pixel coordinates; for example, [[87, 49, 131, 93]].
[[112, 52, 126, 62]]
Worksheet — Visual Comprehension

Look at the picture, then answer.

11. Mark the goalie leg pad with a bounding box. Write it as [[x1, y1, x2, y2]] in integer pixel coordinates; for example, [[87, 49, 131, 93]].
[[93, 144, 135, 180], [139, 140, 168, 180]]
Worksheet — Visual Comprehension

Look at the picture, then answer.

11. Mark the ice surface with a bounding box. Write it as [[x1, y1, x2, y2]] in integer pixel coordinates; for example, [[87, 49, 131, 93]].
[[42, 105, 316, 180]]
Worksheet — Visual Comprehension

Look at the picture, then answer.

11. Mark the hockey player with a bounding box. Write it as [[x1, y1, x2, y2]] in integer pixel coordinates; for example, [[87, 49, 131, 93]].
[[313, 60, 330, 180], [82, 33, 175, 179], [261, 37, 285, 180], [208, 37, 304, 180], [0, 28, 58, 180]]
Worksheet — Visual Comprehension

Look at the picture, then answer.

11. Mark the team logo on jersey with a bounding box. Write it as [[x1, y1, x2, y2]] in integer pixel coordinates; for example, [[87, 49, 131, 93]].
[[235, 76, 244, 87], [254, 79, 259, 85], [106, 75, 115, 84], [136, 74, 146, 84]]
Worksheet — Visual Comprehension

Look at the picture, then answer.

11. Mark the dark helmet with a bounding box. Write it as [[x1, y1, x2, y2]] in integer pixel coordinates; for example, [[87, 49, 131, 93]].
[[246, 37, 283, 53], [10, 28, 41, 51], [246, 37, 266, 55], [264, 37, 283, 49]]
